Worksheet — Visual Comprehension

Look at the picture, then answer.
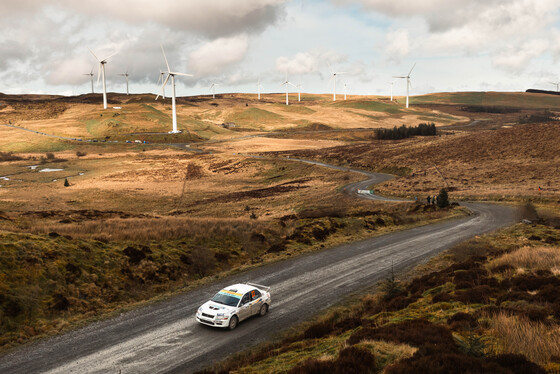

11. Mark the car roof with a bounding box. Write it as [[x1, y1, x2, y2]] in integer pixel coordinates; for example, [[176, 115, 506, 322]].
[[222, 283, 259, 295]]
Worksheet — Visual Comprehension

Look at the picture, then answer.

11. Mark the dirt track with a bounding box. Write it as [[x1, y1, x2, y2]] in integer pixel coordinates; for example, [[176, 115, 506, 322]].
[[0, 162, 516, 374]]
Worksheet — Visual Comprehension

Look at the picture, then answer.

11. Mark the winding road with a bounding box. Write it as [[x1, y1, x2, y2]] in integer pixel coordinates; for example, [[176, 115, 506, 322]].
[[0, 156, 516, 374]]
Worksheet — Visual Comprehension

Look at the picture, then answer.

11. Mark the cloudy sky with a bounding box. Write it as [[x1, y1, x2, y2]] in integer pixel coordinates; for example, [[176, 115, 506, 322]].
[[2, 0, 560, 97]]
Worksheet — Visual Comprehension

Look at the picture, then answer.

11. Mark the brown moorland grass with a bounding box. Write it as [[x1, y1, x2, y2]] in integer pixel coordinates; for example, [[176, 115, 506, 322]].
[[279, 122, 560, 201], [488, 245, 560, 274], [0, 150, 363, 217], [490, 312, 560, 366]]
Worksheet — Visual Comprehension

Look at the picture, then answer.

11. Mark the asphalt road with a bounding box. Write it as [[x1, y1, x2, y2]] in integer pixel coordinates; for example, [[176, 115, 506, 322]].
[[0, 160, 517, 374]]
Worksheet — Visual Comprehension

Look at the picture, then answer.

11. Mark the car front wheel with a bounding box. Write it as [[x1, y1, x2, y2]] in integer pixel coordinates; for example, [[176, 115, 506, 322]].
[[228, 315, 238, 330], [259, 304, 268, 316]]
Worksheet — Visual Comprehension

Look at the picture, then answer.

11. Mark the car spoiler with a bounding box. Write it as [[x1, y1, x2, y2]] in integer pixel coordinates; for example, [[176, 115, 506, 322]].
[[247, 282, 270, 292]]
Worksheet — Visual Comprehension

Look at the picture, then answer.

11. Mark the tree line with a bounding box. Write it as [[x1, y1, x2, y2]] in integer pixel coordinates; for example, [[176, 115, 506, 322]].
[[375, 123, 437, 140]]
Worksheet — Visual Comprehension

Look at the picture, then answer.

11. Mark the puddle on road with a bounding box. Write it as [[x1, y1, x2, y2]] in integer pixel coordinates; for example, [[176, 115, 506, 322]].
[[39, 168, 64, 173], [0, 176, 9, 181], [28, 165, 39, 170]]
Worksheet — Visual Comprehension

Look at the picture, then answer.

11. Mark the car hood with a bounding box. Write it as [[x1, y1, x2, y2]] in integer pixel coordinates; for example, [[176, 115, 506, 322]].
[[200, 301, 237, 314]]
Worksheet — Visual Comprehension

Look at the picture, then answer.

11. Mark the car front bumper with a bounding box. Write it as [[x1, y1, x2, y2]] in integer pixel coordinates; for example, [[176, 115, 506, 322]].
[[196, 314, 230, 328]]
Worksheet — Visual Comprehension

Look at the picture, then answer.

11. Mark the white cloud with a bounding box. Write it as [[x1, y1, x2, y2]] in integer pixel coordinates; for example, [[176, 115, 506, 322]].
[[0, 0, 287, 38], [275, 50, 346, 75], [384, 29, 409, 62], [188, 35, 249, 76], [492, 39, 549, 73]]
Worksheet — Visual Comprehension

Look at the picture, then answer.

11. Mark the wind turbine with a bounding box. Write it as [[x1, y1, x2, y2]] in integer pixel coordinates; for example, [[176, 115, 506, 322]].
[[343, 82, 348, 100], [257, 78, 263, 100], [89, 48, 118, 109], [389, 80, 395, 101], [209, 82, 218, 99], [156, 45, 193, 134], [83, 68, 94, 94], [328, 63, 346, 101], [550, 81, 560, 92], [296, 81, 302, 102], [118, 70, 129, 95], [157, 70, 166, 99], [393, 63, 416, 109], [281, 72, 297, 105]]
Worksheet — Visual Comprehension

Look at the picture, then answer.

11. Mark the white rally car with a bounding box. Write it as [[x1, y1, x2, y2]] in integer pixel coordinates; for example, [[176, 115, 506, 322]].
[[196, 283, 271, 330]]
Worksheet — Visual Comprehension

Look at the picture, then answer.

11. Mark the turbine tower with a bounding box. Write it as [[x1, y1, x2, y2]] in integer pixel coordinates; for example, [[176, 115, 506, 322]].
[[209, 82, 218, 99], [328, 63, 346, 101], [296, 81, 302, 102], [157, 71, 166, 99], [257, 78, 263, 100], [89, 48, 118, 109], [118, 70, 129, 95], [393, 63, 416, 109], [343, 82, 348, 100], [83, 68, 94, 94], [156, 45, 193, 134], [550, 81, 560, 92], [389, 80, 394, 101]]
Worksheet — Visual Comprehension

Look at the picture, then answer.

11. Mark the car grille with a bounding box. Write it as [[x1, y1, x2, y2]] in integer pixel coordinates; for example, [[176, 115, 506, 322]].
[[202, 313, 214, 319]]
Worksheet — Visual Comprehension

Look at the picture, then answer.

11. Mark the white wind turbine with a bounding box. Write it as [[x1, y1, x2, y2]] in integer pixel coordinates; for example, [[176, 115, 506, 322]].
[[257, 78, 263, 100], [389, 80, 395, 101], [343, 82, 348, 100], [281, 71, 297, 105], [393, 63, 416, 109], [296, 80, 302, 102], [328, 63, 346, 101], [118, 70, 129, 95], [83, 67, 94, 94], [156, 45, 193, 134], [157, 70, 166, 99], [89, 48, 118, 109], [209, 82, 219, 99], [550, 81, 560, 92]]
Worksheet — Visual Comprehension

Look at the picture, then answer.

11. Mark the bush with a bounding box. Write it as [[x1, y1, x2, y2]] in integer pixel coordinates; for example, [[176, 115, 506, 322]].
[[437, 188, 449, 208], [303, 321, 334, 339], [486, 354, 546, 374], [385, 352, 509, 374], [64, 178, 70, 187], [0, 152, 23, 161], [348, 319, 456, 349], [76, 151, 87, 157], [289, 346, 377, 374]]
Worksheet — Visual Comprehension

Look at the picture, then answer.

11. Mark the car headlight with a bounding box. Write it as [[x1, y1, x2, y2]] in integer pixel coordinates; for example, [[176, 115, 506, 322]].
[[197, 307, 202, 314], [216, 313, 229, 320]]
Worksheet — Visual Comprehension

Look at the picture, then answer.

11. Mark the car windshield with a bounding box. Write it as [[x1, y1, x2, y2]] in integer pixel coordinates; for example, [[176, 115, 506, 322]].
[[211, 291, 241, 307]]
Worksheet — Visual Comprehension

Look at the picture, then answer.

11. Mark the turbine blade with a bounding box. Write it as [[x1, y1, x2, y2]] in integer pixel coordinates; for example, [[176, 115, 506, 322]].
[[170, 72, 193, 77], [103, 51, 119, 62], [161, 45, 171, 72], [96, 63, 101, 86], [393, 76, 406, 78], [156, 74, 171, 100], [327, 62, 333, 74], [88, 48, 100, 62], [408, 63, 416, 76], [289, 82, 298, 88]]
